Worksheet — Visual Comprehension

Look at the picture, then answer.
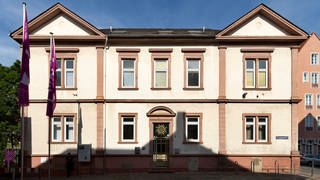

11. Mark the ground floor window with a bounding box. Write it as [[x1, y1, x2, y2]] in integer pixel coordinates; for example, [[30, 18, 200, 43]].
[[306, 140, 313, 155], [51, 114, 76, 143], [118, 113, 138, 143], [243, 114, 271, 144], [184, 113, 202, 143]]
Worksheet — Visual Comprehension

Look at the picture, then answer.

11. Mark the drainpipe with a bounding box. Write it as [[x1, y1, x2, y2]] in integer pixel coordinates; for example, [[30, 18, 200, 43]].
[[103, 35, 109, 173]]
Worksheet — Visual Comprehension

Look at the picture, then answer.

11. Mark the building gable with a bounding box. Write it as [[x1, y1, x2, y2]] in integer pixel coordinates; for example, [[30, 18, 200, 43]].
[[11, 3, 105, 43], [216, 4, 308, 42]]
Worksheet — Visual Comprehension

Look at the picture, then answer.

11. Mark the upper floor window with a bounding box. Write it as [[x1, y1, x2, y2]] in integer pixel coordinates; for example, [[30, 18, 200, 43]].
[[118, 113, 138, 143], [243, 114, 270, 144], [46, 48, 78, 89], [244, 59, 269, 89], [183, 50, 204, 90], [305, 115, 313, 131], [305, 94, 313, 109], [56, 58, 76, 89], [241, 50, 272, 90], [303, 72, 309, 83], [122, 59, 136, 88], [51, 114, 76, 143], [311, 72, 319, 87], [154, 59, 169, 88], [317, 94, 320, 108], [117, 49, 139, 90], [184, 113, 202, 143], [311, 53, 318, 65]]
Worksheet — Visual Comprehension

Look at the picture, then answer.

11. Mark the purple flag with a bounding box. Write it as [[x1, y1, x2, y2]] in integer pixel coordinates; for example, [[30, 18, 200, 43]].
[[46, 36, 57, 116], [18, 3, 30, 106]]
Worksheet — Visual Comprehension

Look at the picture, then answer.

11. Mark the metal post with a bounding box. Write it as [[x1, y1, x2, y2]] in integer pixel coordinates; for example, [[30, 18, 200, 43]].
[[311, 159, 314, 177], [21, 106, 24, 180], [48, 116, 51, 180]]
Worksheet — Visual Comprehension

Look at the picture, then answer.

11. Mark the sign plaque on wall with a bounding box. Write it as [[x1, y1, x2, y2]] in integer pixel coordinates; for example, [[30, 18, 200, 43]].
[[78, 144, 91, 162]]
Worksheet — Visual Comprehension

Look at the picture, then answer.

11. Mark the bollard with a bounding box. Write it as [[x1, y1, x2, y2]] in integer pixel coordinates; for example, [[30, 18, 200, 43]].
[[234, 161, 239, 173], [274, 160, 278, 174], [251, 160, 255, 173]]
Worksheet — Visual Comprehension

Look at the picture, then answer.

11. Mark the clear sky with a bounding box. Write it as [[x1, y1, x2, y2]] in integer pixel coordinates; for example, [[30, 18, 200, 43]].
[[1, 0, 320, 66]]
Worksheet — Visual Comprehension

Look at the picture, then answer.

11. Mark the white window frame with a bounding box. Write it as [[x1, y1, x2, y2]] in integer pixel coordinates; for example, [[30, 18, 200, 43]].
[[154, 59, 168, 88], [56, 58, 62, 88], [186, 59, 200, 88], [303, 72, 309, 83], [245, 60, 256, 88], [258, 60, 268, 88], [122, 59, 135, 88], [64, 59, 75, 88], [51, 117, 62, 142], [305, 94, 313, 108], [311, 72, 318, 85], [311, 53, 319, 65], [64, 116, 74, 142], [121, 116, 135, 142], [257, 117, 268, 142], [245, 117, 255, 143], [185, 116, 200, 142]]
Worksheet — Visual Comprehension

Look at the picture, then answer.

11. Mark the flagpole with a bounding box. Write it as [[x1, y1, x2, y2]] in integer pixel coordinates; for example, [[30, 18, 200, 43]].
[[48, 32, 53, 180], [20, 2, 27, 180], [21, 106, 24, 180]]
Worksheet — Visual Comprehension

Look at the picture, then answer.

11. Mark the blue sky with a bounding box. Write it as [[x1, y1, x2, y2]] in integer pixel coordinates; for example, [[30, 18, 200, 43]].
[[1, 0, 320, 66]]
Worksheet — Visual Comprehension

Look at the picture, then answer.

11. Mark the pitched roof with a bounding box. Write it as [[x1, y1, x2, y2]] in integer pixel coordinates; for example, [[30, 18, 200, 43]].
[[100, 28, 220, 38]]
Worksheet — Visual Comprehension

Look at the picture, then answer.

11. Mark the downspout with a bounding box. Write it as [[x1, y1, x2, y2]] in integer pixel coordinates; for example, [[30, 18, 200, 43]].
[[103, 34, 109, 173]]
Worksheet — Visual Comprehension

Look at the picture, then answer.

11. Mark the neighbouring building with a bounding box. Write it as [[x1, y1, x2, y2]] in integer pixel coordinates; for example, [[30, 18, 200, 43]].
[[10, 3, 309, 175], [298, 33, 320, 157]]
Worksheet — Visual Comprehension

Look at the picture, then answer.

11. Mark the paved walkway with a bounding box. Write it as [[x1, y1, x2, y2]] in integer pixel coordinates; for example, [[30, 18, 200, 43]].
[[20, 172, 312, 180]]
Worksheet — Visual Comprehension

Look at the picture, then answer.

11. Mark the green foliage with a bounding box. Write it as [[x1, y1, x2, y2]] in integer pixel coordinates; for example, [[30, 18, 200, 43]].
[[0, 60, 20, 166]]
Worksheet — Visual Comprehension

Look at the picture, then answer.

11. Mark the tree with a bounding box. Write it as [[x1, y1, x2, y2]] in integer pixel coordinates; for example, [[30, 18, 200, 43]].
[[0, 60, 20, 166]]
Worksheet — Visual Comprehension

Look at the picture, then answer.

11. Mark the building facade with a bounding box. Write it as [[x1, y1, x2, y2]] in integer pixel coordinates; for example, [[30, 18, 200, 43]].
[[11, 3, 308, 175], [298, 33, 320, 157]]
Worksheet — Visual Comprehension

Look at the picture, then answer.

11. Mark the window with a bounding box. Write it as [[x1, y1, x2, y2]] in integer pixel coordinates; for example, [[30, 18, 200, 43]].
[[122, 59, 135, 88], [117, 49, 139, 90], [306, 140, 313, 155], [150, 50, 172, 90], [185, 113, 202, 143], [187, 59, 200, 87], [305, 115, 313, 130], [183, 52, 204, 90], [305, 94, 313, 109], [303, 72, 309, 83], [317, 94, 320, 108], [317, 116, 320, 130], [243, 114, 270, 143], [311, 53, 318, 65], [311, 72, 318, 87], [244, 58, 269, 89], [118, 113, 137, 143], [51, 115, 76, 143], [55, 57, 76, 89]]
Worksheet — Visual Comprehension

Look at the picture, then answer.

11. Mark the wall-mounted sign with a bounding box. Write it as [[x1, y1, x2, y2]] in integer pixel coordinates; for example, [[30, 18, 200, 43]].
[[276, 136, 289, 140], [78, 144, 91, 162]]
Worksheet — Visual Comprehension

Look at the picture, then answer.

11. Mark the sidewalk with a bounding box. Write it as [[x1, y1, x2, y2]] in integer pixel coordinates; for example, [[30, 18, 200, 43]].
[[22, 172, 311, 180]]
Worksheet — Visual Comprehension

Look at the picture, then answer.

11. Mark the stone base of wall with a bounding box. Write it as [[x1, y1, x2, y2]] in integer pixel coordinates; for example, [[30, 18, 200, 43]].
[[24, 154, 300, 177]]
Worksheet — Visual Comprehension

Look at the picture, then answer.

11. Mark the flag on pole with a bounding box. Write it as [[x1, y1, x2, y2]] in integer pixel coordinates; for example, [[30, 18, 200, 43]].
[[18, 2, 30, 106], [46, 35, 57, 116]]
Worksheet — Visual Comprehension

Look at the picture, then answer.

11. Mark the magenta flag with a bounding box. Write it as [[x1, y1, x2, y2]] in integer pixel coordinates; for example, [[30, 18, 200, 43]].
[[46, 36, 57, 117], [18, 2, 30, 106]]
